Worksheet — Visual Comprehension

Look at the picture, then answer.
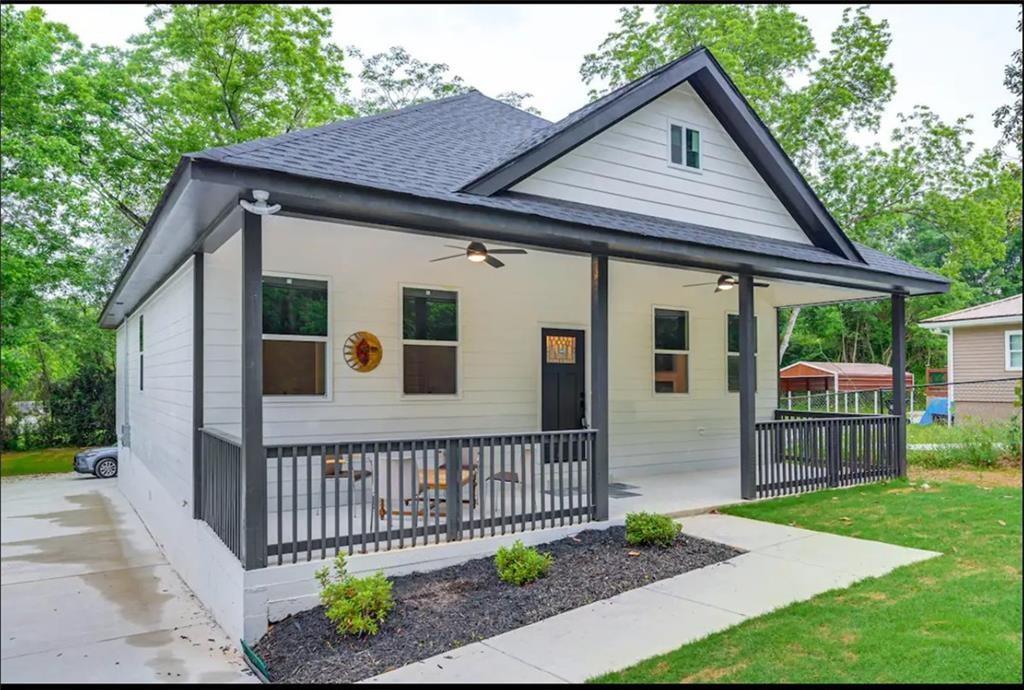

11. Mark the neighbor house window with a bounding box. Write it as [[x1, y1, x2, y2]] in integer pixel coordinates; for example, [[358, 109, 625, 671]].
[[727, 313, 757, 393], [262, 275, 329, 396], [1007, 330, 1023, 371], [654, 308, 689, 394], [669, 124, 701, 169], [138, 314, 144, 391], [402, 287, 458, 395]]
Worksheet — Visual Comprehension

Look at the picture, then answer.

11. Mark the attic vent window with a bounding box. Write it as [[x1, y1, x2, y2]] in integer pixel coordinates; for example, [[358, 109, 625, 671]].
[[669, 124, 701, 170]]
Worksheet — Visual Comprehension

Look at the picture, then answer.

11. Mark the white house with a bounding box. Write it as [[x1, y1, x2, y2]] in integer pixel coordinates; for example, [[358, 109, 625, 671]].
[[102, 48, 949, 641]]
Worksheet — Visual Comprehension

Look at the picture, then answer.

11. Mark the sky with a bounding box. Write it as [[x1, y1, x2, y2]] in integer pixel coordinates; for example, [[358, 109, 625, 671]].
[[26, 3, 1022, 152]]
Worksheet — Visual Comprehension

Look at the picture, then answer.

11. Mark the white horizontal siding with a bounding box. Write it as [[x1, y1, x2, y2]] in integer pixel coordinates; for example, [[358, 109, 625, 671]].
[[121, 260, 195, 506], [200, 215, 778, 477], [512, 82, 810, 244]]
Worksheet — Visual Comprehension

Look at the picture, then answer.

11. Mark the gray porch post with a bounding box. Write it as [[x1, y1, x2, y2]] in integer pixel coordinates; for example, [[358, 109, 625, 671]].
[[241, 211, 267, 569], [891, 292, 907, 476], [192, 252, 204, 519], [738, 274, 757, 499], [591, 254, 609, 521]]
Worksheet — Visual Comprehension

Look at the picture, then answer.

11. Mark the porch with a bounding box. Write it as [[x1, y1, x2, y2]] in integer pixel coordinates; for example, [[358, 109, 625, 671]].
[[198, 407, 900, 566], [184, 206, 917, 570]]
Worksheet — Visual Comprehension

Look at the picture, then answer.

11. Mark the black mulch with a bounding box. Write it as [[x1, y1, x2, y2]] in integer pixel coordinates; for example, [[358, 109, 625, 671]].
[[254, 526, 743, 683]]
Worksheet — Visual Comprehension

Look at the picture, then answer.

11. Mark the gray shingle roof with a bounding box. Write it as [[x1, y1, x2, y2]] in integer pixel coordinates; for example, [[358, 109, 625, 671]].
[[193, 90, 946, 286]]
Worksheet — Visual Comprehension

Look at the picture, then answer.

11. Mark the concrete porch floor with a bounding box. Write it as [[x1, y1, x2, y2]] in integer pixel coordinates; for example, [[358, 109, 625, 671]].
[[609, 466, 742, 520]]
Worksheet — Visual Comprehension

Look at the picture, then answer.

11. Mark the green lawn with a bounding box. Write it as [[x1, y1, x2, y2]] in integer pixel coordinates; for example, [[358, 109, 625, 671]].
[[593, 478, 1022, 684], [0, 446, 80, 476]]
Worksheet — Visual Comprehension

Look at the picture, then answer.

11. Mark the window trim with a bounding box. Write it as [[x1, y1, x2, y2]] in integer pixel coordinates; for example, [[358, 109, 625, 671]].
[[726, 311, 758, 394], [667, 120, 703, 173], [1006, 329, 1023, 372], [261, 271, 332, 402], [652, 305, 691, 396], [399, 283, 462, 400]]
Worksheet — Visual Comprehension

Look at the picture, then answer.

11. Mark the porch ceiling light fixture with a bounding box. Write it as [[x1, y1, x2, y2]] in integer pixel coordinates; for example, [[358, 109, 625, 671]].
[[681, 274, 770, 292], [429, 240, 528, 269], [239, 189, 281, 216]]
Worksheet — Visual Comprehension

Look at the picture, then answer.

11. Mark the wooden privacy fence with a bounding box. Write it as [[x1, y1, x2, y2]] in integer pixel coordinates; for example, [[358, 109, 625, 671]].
[[754, 410, 901, 498], [263, 429, 596, 565]]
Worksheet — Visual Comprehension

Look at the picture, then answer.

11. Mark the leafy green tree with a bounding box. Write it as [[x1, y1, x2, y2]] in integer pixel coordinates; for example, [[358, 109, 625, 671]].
[[581, 5, 894, 166], [350, 45, 468, 115], [351, 45, 540, 115], [1, 4, 354, 447], [993, 9, 1022, 156], [582, 4, 1019, 383]]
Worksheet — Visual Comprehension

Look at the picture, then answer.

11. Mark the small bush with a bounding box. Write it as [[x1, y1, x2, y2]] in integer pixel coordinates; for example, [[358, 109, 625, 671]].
[[625, 511, 681, 548], [315, 554, 394, 637], [494, 540, 553, 586]]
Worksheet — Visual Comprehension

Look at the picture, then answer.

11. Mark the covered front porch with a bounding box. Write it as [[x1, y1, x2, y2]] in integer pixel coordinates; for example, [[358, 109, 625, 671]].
[[190, 207, 911, 570]]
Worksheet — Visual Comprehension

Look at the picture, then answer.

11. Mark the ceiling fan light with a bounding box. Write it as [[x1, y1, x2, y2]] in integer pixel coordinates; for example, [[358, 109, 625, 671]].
[[715, 274, 737, 291], [467, 252, 487, 262]]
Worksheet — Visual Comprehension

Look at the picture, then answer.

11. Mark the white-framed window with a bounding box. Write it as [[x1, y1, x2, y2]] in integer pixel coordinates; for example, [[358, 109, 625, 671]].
[[1006, 329, 1023, 371], [668, 121, 701, 170], [653, 307, 689, 394], [138, 314, 144, 391], [401, 286, 459, 395], [262, 273, 330, 398], [726, 313, 758, 393]]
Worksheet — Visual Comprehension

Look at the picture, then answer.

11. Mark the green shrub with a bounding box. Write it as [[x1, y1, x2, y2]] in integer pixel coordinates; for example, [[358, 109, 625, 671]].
[[315, 554, 394, 636], [625, 511, 681, 548], [494, 540, 553, 586]]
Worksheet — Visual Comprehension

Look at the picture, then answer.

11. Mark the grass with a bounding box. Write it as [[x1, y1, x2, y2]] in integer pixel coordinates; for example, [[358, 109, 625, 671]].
[[907, 419, 1021, 469], [0, 446, 80, 476], [592, 477, 1022, 684]]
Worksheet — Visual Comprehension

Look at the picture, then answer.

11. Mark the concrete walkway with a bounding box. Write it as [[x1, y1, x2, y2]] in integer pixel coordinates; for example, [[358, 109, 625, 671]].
[[367, 514, 940, 684], [0, 473, 252, 684]]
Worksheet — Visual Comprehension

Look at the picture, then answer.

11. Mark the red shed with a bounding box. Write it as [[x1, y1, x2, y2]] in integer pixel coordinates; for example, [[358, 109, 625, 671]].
[[779, 361, 914, 393]]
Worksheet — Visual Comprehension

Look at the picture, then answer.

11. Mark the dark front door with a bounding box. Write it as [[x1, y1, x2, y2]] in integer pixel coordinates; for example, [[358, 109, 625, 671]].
[[541, 329, 586, 462]]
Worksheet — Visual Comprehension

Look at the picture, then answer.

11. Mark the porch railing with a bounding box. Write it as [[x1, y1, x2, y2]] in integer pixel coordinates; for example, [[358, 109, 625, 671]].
[[264, 429, 596, 565], [754, 411, 900, 498], [198, 428, 243, 559]]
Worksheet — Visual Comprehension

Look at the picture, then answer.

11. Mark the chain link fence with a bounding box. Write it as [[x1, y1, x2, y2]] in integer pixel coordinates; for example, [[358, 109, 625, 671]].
[[778, 376, 1022, 425]]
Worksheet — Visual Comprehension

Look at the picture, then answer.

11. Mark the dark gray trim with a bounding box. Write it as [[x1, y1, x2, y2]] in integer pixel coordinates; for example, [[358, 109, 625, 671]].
[[890, 293, 907, 476], [192, 252, 204, 520], [591, 254, 609, 521], [460, 48, 862, 263], [690, 52, 861, 262], [98, 158, 193, 324], [189, 196, 242, 255], [738, 274, 757, 500], [188, 160, 949, 297], [241, 211, 267, 570]]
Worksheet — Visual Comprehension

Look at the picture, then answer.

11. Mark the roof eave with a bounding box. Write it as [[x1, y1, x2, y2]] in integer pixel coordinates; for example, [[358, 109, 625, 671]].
[[190, 159, 948, 296]]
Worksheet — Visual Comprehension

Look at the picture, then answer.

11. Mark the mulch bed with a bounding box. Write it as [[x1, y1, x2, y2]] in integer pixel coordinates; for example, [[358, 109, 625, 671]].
[[255, 526, 743, 683]]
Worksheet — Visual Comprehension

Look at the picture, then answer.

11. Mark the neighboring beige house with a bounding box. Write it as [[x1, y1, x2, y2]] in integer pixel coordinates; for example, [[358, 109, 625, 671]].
[[920, 294, 1023, 422]]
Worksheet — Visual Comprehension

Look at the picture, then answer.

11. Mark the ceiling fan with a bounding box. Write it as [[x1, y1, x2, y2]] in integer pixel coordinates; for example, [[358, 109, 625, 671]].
[[681, 274, 770, 292], [429, 241, 527, 269]]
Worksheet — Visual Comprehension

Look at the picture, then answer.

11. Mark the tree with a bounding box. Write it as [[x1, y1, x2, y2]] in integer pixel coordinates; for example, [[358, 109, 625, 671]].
[[582, 4, 1019, 381], [581, 5, 894, 168], [1, 4, 355, 447], [494, 91, 542, 116], [350, 46, 468, 115], [351, 46, 541, 116], [993, 9, 1022, 156]]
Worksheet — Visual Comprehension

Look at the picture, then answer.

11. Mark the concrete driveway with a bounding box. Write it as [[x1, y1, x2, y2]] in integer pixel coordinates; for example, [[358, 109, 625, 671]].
[[1, 473, 252, 683]]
